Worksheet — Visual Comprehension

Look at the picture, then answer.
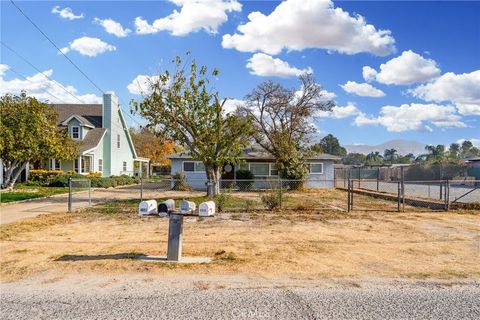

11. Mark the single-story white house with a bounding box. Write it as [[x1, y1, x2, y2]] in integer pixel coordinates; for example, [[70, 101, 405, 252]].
[[168, 146, 340, 190]]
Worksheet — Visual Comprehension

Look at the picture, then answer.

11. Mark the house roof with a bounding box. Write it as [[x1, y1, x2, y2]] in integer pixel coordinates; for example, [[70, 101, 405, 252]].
[[167, 150, 341, 161], [52, 104, 103, 128], [79, 128, 106, 154]]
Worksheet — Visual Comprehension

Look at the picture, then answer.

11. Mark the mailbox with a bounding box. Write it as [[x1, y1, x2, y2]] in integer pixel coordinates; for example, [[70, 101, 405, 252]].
[[180, 200, 196, 214], [138, 200, 158, 216], [199, 201, 215, 217], [158, 199, 175, 217]]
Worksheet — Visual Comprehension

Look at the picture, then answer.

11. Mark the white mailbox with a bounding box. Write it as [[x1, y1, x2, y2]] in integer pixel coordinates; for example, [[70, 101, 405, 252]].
[[138, 200, 158, 216], [158, 199, 175, 217], [199, 201, 215, 217], [180, 200, 196, 214]]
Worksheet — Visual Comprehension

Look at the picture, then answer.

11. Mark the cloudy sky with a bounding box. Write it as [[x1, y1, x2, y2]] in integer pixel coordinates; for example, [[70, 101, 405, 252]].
[[1, 0, 479, 147]]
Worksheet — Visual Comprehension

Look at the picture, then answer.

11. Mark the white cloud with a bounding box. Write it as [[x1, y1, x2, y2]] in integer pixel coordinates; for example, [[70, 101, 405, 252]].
[[411, 70, 480, 115], [0, 65, 101, 104], [134, 0, 241, 36], [127, 75, 161, 95], [0, 64, 9, 76], [51, 6, 84, 20], [60, 37, 116, 57], [94, 18, 131, 37], [222, 0, 395, 56], [362, 66, 377, 82], [457, 138, 480, 148], [341, 81, 385, 97], [365, 50, 440, 85], [354, 103, 466, 132], [222, 98, 245, 114], [316, 102, 360, 119], [246, 53, 312, 78]]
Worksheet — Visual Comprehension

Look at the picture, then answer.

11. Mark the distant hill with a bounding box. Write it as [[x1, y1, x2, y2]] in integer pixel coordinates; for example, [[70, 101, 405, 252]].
[[345, 140, 426, 156]]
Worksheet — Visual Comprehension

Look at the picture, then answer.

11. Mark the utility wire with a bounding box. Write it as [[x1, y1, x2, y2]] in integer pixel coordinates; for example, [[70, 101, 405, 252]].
[[10, 0, 143, 127], [9, 0, 104, 94], [6, 66, 65, 103], [1, 41, 87, 104]]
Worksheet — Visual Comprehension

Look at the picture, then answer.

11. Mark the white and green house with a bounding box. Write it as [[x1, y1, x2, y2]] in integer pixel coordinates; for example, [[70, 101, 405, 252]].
[[38, 92, 149, 177]]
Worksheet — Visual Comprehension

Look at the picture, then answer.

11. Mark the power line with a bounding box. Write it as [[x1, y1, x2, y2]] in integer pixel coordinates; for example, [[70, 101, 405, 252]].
[[10, 0, 143, 127], [9, 0, 104, 94], [6, 66, 65, 103], [1, 41, 87, 104]]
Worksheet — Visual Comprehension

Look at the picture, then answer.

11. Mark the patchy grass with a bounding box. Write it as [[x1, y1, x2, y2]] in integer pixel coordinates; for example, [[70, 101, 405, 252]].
[[0, 185, 69, 203], [1, 193, 479, 282]]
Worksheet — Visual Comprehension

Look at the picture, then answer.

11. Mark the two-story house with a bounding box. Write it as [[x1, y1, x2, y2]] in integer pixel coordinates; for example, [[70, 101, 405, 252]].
[[39, 92, 149, 177]]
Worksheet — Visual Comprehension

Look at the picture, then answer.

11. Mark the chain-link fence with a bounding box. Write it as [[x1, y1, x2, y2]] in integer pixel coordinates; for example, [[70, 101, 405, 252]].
[[336, 167, 480, 211], [68, 178, 92, 212]]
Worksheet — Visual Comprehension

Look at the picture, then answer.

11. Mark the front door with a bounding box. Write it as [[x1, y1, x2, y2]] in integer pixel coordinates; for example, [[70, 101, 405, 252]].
[[221, 164, 235, 180]]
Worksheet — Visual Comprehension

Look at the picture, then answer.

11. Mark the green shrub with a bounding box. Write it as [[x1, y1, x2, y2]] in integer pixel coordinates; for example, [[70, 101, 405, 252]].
[[214, 192, 231, 212], [261, 190, 281, 210], [48, 175, 69, 187], [235, 169, 254, 190], [171, 172, 191, 191]]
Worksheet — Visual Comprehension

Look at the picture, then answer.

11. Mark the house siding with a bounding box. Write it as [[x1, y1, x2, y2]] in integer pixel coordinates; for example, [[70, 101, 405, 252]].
[[170, 158, 336, 190], [103, 93, 135, 176]]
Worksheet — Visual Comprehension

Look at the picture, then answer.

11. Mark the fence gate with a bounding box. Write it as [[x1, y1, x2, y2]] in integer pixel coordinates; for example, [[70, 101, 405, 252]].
[[68, 178, 92, 212]]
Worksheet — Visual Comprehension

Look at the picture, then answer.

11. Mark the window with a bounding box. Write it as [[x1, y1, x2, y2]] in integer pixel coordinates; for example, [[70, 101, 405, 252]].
[[239, 163, 249, 171], [98, 159, 103, 172], [123, 161, 127, 172], [72, 126, 79, 139], [50, 159, 61, 170], [309, 163, 323, 174], [250, 163, 270, 176], [74, 158, 79, 173], [117, 134, 120, 148], [270, 164, 278, 176], [183, 161, 205, 172], [81, 157, 91, 173]]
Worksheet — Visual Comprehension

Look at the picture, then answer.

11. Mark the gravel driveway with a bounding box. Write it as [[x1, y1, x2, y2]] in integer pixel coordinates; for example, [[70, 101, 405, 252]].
[[1, 275, 479, 319]]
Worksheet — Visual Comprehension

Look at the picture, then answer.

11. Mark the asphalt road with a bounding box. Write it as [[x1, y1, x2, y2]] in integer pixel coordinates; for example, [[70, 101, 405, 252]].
[[1, 277, 479, 320]]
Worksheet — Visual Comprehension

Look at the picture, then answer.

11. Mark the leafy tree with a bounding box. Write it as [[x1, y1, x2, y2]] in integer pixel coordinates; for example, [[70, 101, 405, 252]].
[[365, 151, 383, 165], [131, 54, 253, 196], [383, 148, 398, 163], [312, 134, 346, 157], [397, 153, 415, 164], [424, 144, 446, 163], [342, 153, 366, 165], [0, 92, 78, 189], [448, 143, 461, 160], [130, 127, 174, 169], [241, 73, 334, 179], [460, 140, 480, 158]]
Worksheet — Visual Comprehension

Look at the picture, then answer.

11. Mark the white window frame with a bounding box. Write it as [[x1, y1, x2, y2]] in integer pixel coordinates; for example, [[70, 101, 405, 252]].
[[122, 161, 127, 172], [309, 163, 324, 175], [50, 159, 61, 170], [98, 159, 103, 172], [71, 126, 80, 139], [239, 162, 277, 177], [182, 161, 205, 172]]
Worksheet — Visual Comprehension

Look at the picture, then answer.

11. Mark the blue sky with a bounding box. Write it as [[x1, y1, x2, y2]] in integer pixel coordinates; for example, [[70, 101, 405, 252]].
[[1, 0, 479, 149]]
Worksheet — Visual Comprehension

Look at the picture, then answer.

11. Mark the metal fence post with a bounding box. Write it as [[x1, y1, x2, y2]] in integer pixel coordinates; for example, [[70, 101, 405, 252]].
[[140, 177, 143, 202], [279, 178, 283, 209], [439, 181, 443, 200], [376, 167, 380, 192], [88, 178, 91, 206], [445, 180, 450, 211], [347, 180, 351, 212], [397, 181, 401, 212], [358, 167, 361, 188], [68, 177, 72, 212]]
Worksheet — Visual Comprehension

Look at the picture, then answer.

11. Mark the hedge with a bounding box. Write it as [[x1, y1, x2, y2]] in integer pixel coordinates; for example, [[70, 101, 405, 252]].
[[47, 174, 138, 188]]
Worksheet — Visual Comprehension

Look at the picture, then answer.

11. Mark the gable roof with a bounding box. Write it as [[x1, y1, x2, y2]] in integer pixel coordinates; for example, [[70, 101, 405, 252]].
[[51, 104, 103, 128], [79, 128, 107, 154]]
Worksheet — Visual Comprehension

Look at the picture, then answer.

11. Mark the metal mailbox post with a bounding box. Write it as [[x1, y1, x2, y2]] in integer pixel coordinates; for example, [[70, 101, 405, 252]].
[[167, 213, 184, 261]]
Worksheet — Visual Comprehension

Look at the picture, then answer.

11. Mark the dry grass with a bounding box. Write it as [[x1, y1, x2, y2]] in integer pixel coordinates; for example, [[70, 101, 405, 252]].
[[1, 190, 479, 283]]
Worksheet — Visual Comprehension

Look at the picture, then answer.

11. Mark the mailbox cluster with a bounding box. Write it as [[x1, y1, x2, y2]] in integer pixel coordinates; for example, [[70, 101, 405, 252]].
[[138, 199, 215, 217]]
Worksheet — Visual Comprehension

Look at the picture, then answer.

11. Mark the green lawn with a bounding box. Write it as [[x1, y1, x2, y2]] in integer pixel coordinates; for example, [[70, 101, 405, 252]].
[[0, 185, 69, 203]]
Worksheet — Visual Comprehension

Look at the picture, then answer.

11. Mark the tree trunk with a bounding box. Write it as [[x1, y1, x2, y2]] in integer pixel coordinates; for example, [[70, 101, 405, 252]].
[[205, 165, 221, 197], [5, 162, 27, 189]]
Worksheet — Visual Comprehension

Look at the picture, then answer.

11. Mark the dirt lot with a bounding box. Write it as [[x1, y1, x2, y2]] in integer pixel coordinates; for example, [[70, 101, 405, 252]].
[[1, 190, 479, 283]]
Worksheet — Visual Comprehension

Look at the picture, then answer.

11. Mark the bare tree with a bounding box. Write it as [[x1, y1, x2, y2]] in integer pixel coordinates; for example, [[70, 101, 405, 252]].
[[241, 73, 334, 179]]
